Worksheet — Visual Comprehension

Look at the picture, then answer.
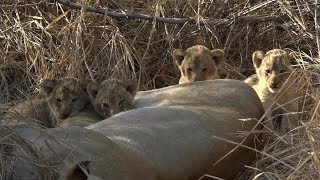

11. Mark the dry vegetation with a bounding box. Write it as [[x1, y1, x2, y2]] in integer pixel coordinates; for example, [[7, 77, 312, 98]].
[[0, 0, 320, 179]]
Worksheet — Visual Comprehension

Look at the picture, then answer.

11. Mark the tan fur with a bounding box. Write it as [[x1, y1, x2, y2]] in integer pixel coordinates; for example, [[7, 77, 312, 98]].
[[172, 45, 225, 84], [246, 49, 301, 131], [5, 78, 91, 127], [87, 79, 137, 118]]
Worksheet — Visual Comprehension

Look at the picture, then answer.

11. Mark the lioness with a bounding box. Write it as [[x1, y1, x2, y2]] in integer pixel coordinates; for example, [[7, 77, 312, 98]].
[[245, 49, 301, 131], [172, 45, 225, 84], [7, 80, 264, 180], [4, 78, 91, 127], [87, 79, 137, 118]]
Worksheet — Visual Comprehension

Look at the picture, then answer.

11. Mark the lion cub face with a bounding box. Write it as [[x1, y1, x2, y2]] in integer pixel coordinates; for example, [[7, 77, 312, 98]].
[[172, 45, 225, 84], [252, 49, 295, 94], [87, 79, 137, 118], [42, 78, 90, 122]]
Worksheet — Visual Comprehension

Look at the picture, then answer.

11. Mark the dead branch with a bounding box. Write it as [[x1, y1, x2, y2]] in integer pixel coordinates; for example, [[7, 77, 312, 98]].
[[54, 0, 285, 26]]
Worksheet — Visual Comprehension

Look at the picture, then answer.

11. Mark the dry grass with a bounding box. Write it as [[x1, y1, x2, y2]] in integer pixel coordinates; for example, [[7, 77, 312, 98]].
[[0, 0, 320, 179]]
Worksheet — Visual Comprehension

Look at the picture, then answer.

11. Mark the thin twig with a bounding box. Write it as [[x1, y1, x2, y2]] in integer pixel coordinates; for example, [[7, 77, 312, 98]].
[[237, 0, 276, 16], [54, 0, 285, 26]]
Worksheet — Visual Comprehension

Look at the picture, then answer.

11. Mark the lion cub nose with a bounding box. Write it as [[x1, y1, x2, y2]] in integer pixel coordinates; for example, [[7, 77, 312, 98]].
[[270, 82, 278, 88]]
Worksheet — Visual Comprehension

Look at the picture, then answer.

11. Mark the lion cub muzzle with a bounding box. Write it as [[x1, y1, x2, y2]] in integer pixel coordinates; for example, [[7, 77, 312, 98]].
[[265, 72, 291, 93]]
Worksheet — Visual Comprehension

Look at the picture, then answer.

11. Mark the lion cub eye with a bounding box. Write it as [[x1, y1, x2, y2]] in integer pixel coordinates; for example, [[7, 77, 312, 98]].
[[279, 69, 286, 73], [119, 99, 125, 106], [265, 70, 271, 74], [102, 103, 109, 109], [72, 97, 79, 103], [202, 68, 208, 73], [56, 98, 62, 103], [187, 68, 192, 73]]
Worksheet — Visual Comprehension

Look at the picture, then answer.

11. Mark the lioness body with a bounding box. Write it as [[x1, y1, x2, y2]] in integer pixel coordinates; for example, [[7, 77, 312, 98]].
[[245, 49, 301, 131], [172, 45, 225, 84], [7, 80, 264, 180]]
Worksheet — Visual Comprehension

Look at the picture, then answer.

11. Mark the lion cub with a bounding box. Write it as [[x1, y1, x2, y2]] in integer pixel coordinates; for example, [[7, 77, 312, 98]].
[[172, 45, 225, 84], [5, 78, 91, 127], [87, 79, 137, 118], [245, 49, 301, 131]]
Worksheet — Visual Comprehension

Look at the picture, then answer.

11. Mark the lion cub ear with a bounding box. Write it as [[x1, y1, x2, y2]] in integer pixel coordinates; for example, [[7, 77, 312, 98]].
[[80, 79, 94, 94], [123, 79, 138, 97], [211, 49, 225, 68], [41, 79, 57, 96], [172, 49, 185, 67], [288, 52, 297, 65], [252, 51, 265, 69], [87, 82, 100, 100]]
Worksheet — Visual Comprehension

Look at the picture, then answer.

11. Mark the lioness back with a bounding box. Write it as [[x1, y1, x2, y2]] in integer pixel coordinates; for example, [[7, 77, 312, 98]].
[[87, 78, 137, 118], [172, 45, 225, 84]]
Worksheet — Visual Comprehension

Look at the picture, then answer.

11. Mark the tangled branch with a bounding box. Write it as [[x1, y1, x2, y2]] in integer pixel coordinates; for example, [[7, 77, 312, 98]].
[[54, 0, 285, 26]]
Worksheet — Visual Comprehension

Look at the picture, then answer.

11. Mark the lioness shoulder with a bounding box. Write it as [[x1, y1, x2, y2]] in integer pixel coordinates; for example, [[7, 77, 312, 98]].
[[172, 45, 225, 84], [87, 79, 137, 118]]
